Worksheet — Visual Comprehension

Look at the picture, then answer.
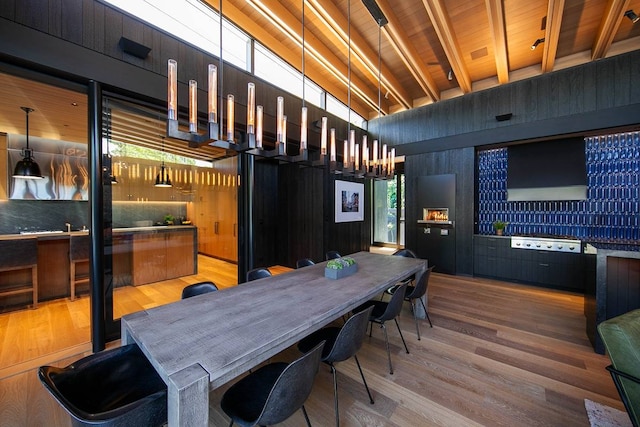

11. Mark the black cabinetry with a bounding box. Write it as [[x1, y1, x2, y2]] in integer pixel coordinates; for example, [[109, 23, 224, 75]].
[[474, 235, 586, 292]]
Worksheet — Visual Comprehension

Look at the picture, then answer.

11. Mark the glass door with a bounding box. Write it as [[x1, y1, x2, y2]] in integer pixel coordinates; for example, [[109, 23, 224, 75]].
[[101, 97, 238, 341]]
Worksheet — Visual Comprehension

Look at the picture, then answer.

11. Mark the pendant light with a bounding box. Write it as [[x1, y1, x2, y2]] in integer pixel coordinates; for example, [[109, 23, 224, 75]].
[[13, 106, 44, 179], [155, 137, 172, 187]]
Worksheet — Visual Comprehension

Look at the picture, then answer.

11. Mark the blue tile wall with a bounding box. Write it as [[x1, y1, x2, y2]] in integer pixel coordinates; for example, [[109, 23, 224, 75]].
[[477, 131, 640, 245]]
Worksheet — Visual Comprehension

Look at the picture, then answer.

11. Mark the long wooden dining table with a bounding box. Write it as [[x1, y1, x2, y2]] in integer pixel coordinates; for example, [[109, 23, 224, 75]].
[[121, 251, 427, 426]]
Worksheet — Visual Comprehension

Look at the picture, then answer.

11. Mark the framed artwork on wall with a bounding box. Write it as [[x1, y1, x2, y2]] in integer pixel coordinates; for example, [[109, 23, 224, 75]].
[[335, 180, 364, 223]]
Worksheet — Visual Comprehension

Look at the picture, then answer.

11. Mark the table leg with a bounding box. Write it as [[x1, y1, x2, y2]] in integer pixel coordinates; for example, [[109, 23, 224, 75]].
[[168, 363, 210, 427]]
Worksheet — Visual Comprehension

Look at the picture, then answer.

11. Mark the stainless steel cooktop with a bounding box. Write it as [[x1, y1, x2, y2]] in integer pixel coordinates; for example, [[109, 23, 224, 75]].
[[510, 236, 582, 253]]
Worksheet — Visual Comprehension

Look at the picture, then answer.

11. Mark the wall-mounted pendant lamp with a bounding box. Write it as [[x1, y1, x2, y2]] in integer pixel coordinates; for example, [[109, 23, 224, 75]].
[[13, 107, 44, 179], [155, 137, 172, 187]]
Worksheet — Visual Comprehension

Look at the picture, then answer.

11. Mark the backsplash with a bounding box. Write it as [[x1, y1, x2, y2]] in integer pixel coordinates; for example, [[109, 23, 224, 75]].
[[0, 200, 188, 234], [111, 201, 187, 228], [0, 200, 88, 234], [477, 131, 640, 245]]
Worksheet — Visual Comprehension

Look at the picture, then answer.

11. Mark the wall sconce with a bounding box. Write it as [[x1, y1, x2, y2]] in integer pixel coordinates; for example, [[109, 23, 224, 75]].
[[531, 38, 545, 50], [624, 10, 639, 23]]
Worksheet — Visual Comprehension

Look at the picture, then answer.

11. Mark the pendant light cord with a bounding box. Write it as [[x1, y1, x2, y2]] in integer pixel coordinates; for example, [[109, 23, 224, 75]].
[[218, 0, 224, 140], [377, 20, 382, 120], [301, 0, 305, 108], [347, 0, 351, 133]]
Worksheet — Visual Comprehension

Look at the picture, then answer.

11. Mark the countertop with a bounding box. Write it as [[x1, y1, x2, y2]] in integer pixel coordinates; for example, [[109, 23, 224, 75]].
[[0, 225, 196, 241]]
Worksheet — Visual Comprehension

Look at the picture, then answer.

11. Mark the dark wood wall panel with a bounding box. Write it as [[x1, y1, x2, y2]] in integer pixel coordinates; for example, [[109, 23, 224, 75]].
[[253, 160, 279, 269], [405, 147, 475, 275], [371, 49, 640, 153], [606, 257, 640, 318], [277, 164, 325, 267]]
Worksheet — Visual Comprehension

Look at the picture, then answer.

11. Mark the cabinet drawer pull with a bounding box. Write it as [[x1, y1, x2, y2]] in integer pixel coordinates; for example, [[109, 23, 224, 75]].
[[214, 222, 219, 234], [539, 263, 549, 267]]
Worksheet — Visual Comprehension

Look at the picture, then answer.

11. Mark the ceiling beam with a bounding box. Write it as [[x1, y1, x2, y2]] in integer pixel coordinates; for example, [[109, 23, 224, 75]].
[[207, 0, 377, 116], [592, 0, 630, 60], [420, 0, 471, 93], [485, 0, 509, 84], [541, 0, 565, 72], [376, 0, 440, 103], [305, 0, 412, 111]]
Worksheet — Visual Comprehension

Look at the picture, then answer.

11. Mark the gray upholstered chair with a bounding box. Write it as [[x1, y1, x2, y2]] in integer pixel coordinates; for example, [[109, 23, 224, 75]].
[[181, 281, 218, 299], [598, 309, 640, 427], [353, 282, 410, 374], [297, 306, 374, 426], [38, 344, 167, 427], [221, 342, 324, 427]]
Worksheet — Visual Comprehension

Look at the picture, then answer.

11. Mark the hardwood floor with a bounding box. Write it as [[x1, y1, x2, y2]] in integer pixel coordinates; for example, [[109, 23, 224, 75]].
[[0, 261, 622, 426]]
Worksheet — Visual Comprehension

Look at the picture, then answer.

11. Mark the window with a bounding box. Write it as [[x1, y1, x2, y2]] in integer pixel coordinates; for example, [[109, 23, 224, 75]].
[[326, 94, 367, 129], [104, 0, 251, 71], [254, 43, 324, 108]]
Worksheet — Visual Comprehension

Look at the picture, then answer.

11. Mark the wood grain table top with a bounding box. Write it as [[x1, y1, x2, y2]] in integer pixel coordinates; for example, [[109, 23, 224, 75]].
[[122, 251, 426, 390]]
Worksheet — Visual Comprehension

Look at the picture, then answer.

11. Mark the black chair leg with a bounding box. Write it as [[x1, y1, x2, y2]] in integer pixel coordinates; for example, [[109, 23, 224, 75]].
[[331, 364, 340, 427], [380, 324, 393, 374], [354, 355, 374, 404], [419, 298, 433, 327], [411, 300, 421, 340], [394, 318, 410, 354], [301, 404, 312, 427]]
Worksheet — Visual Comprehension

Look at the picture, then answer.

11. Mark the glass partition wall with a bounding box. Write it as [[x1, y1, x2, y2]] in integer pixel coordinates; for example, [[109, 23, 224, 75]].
[[101, 97, 239, 340], [0, 71, 91, 370]]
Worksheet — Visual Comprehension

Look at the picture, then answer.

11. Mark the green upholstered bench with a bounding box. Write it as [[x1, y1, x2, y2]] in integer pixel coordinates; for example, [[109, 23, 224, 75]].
[[598, 309, 640, 427]]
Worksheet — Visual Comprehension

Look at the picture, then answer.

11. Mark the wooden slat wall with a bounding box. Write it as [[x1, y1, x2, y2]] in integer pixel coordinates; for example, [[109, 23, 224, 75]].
[[606, 257, 640, 318], [370, 49, 640, 153], [405, 147, 475, 275]]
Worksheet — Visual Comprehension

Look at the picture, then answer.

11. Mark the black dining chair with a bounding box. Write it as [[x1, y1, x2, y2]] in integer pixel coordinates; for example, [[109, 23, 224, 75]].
[[38, 344, 167, 427], [353, 281, 410, 375], [386, 266, 435, 340], [221, 342, 325, 427], [297, 306, 375, 427], [246, 267, 272, 282], [326, 251, 341, 260], [296, 258, 315, 268], [181, 281, 218, 299], [392, 248, 418, 258]]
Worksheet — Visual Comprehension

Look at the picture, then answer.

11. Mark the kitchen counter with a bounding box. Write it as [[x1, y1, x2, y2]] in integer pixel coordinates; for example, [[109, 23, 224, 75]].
[[0, 226, 198, 309], [0, 225, 196, 241]]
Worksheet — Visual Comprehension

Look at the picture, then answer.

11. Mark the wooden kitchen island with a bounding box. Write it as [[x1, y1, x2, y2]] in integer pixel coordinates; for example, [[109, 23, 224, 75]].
[[0, 226, 198, 310]]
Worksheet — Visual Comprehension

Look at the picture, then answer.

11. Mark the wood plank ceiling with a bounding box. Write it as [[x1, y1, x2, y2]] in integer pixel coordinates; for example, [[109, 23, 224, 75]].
[[209, 0, 640, 120], [1, 0, 639, 162]]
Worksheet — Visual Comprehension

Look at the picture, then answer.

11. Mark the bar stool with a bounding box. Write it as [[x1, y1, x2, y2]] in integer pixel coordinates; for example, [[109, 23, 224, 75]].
[[0, 239, 38, 309], [70, 234, 90, 301]]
